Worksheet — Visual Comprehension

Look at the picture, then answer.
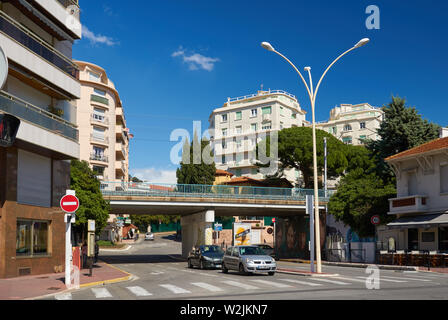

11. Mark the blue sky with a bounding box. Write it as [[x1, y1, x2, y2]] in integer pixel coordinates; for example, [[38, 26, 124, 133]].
[[73, 0, 448, 183]]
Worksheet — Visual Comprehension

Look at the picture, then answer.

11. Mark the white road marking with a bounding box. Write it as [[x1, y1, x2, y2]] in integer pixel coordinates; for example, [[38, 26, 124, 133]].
[[308, 278, 351, 285], [249, 279, 293, 288], [126, 286, 153, 296], [278, 278, 323, 286], [55, 293, 72, 300], [332, 276, 370, 283], [381, 275, 431, 282], [357, 276, 407, 283], [221, 280, 260, 290], [91, 288, 113, 298], [159, 284, 191, 294], [191, 282, 224, 292]]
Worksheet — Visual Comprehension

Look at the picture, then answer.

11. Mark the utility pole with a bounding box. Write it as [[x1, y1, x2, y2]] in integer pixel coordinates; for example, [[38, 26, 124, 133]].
[[324, 137, 327, 198]]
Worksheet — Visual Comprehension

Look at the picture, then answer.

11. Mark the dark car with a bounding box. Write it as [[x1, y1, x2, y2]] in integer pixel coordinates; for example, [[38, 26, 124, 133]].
[[255, 244, 277, 260], [187, 245, 224, 269]]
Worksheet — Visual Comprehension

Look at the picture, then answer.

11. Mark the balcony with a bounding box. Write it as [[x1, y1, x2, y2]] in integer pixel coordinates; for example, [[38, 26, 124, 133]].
[[91, 94, 109, 106], [388, 195, 428, 215], [0, 11, 79, 80], [115, 160, 126, 177], [0, 90, 78, 141], [90, 153, 108, 163], [91, 114, 109, 126], [116, 143, 126, 160]]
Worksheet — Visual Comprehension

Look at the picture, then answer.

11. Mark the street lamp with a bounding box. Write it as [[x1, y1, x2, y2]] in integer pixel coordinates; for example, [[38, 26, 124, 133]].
[[261, 38, 369, 273]]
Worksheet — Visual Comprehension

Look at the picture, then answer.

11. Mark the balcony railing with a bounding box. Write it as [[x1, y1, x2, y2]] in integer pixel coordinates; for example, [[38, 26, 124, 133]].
[[56, 0, 80, 8], [0, 91, 78, 141], [91, 114, 109, 125], [228, 90, 297, 104], [90, 153, 108, 163], [0, 11, 79, 80], [389, 195, 428, 215], [100, 181, 334, 202], [91, 95, 109, 106]]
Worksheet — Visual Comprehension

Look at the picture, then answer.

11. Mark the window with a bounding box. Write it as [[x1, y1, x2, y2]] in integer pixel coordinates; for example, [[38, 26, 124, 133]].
[[360, 122, 366, 129], [280, 122, 284, 130], [16, 220, 49, 257], [343, 124, 352, 132], [89, 71, 101, 82], [235, 111, 242, 121], [332, 126, 337, 134], [251, 123, 257, 132], [251, 109, 257, 117], [280, 106, 284, 116], [236, 153, 243, 164], [408, 229, 419, 250], [92, 126, 106, 141], [359, 135, 367, 144], [92, 165, 105, 176], [342, 136, 352, 145], [222, 140, 226, 150], [235, 169, 242, 177], [236, 140, 242, 150], [235, 126, 242, 134], [93, 88, 106, 97], [422, 232, 435, 243], [92, 107, 106, 122], [291, 113, 297, 119], [439, 227, 448, 252], [408, 171, 418, 196], [221, 155, 226, 164], [222, 128, 227, 137], [262, 122, 272, 130], [251, 168, 257, 175], [441, 165, 448, 194], [221, 114, 228, 122], [262, 106, 272, 115]]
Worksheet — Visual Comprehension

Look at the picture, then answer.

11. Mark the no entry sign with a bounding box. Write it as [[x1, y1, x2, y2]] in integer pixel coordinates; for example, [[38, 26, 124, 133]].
[[371, 215, 380, 225], [60, 194, 79, 213]]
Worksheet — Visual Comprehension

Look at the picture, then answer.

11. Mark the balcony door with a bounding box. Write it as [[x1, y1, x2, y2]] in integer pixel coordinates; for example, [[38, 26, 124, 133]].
[[408, 171, 418, 196]]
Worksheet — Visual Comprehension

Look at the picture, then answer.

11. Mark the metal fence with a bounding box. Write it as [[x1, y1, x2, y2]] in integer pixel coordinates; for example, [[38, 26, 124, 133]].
[[100, 181, 334, 201]]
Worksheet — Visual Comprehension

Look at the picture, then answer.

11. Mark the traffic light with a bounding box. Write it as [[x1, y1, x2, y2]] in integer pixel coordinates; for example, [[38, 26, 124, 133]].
[[0, 113, 20, 147]]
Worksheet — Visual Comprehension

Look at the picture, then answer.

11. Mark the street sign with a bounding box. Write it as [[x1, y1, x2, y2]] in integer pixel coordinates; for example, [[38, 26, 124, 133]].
[[267, 227, 273, 234], [272, 218, 276, 223], [60, 194, 79, 213], [214, 223, 223, 232], [371, 215, 380, 225]]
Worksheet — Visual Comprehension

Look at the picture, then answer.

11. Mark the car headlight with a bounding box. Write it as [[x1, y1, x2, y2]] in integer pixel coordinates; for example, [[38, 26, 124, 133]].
[[202, 256, 212, 261], [246, 259, 254, 264]]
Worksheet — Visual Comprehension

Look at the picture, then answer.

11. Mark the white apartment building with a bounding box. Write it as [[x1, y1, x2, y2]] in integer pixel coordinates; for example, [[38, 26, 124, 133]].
[[75, 61, 130, 186], [209, 90, 307, 182], [315, 103, 384, 146], [0, 0, 81, 278]]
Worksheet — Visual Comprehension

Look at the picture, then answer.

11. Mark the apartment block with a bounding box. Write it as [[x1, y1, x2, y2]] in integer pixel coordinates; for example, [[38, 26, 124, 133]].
[[0, 0, 81, 278], [315, 103, 384, 146], [209, 90, 306, 182], [75, 60, 130, 185]]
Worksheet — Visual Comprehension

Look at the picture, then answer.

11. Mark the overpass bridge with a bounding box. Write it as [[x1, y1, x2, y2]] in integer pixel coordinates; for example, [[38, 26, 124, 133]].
[[100, 181, 333, 256]]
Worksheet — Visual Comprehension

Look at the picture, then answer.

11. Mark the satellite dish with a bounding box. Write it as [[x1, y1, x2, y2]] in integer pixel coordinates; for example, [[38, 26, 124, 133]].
[[0, 46, 8, 90]]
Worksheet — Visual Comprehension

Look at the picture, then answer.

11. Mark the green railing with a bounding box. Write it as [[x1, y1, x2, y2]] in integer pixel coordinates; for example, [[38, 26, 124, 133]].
[[100, 181, 334, 202], [91, 94, 109, 106]]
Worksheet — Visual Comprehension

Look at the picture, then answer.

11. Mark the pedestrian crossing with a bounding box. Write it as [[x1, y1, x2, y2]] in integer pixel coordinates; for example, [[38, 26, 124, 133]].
[[53, 272, 443, 300]]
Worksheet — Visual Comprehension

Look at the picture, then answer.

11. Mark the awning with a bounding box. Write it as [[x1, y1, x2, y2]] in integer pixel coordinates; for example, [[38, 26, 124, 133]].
[[387, 213, 448, 229]]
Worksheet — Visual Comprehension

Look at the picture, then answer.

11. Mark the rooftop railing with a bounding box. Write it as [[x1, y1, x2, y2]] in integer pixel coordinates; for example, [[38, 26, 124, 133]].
[[100, 181, 334, 201], [0, 90, 78, 141], [56, 0, 80, 8], [227, 90, 297, 104]]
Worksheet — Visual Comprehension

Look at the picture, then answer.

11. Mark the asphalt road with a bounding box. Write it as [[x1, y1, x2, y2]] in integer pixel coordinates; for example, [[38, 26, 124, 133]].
[[48, 233, 448, 301]]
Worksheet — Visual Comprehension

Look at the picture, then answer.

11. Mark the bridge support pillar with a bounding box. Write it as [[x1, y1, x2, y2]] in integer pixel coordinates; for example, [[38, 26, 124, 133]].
[[180, 210, 215, 258]]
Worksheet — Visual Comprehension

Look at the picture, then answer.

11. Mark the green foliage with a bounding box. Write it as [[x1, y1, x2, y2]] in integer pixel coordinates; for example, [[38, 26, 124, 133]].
[[130, 214, 180, 231], [176, 133, 216, 185], [70, 160, 110, 240]]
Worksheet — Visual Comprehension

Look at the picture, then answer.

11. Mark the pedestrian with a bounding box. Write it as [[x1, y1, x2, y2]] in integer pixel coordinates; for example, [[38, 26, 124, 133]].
[[81, 242, 87, 269]]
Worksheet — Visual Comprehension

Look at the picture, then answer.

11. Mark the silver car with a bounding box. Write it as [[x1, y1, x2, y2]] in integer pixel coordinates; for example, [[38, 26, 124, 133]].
[[222, 245, 276, 276]]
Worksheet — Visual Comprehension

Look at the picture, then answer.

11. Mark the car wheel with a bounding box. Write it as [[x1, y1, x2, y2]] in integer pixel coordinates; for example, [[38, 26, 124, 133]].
[[200, 259, 205, 270], [239, 263, 247, 275], [188, 259, 193, 269], [268, 272, 275, 276], [222, 263, 228, 273]]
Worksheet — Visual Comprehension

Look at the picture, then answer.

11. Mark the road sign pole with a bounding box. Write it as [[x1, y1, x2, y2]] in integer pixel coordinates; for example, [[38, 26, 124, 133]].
[[63, 190, 77, 288], [307, 195, 315, 273]]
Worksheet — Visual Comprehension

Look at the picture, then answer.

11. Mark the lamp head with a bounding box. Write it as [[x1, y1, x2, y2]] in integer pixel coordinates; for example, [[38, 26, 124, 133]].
[[354, 38, 370, 48], [304, 66, 311, 72], [261, 42, 275, 52]]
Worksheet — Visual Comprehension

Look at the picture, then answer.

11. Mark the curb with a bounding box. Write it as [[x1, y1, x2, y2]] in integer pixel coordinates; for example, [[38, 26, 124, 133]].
[[278, 259, 418, 271], [276, 269, 339, 277]]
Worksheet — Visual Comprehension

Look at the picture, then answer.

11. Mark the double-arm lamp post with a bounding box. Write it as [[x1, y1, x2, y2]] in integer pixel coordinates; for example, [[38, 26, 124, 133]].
[[261, 38, 370, 273]]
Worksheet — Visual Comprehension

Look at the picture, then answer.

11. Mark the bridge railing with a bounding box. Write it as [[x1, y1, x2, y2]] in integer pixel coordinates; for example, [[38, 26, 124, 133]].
[[100, 181, 334, 201]]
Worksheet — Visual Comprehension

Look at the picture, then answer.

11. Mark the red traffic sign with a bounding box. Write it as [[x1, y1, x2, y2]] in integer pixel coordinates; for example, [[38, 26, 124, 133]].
[[371, 215, 380, 225], [60, 194, 79, 213], [272, 218, 276, 223]]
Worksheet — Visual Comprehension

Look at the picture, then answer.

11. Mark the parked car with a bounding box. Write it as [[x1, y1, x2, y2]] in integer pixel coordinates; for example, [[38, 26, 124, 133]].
[[145, 232, 154, 241], [222, 245, 276, 276], [188, 245, 224, 269], [254, 244, 277, 260]]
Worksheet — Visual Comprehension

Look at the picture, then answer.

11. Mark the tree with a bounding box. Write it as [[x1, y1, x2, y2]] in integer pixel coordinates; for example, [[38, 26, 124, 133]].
[[260, 127, 349, 188], [176, 132, 216, 185], [70, 160, 110, 241], [130, 214, 180, 232], [366, 96, 440, 180]]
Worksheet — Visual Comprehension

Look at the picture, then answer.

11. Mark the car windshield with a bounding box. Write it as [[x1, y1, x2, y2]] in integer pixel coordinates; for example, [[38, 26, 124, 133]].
[[239, 247, 266, 256], [201, 246, 223, 254]]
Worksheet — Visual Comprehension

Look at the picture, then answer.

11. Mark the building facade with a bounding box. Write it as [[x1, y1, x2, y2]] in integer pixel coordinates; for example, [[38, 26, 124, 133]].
[[209, 90, 307, 183], [377, 128, 448, 253], [75, 60, 130, 186], [0, 0, 81, 278], [315, 103, 384, 146]]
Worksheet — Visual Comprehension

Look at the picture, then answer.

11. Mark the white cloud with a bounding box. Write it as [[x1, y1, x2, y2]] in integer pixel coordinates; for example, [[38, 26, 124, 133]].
[[172, 47, 219, 71], [82, 25, 118, 46], [130, 168, 177, 185]]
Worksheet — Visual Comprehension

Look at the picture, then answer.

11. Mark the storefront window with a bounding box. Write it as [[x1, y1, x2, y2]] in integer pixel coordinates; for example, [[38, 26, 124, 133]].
[[439, 227, 448, 252], [16, 220, 49, 257]]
